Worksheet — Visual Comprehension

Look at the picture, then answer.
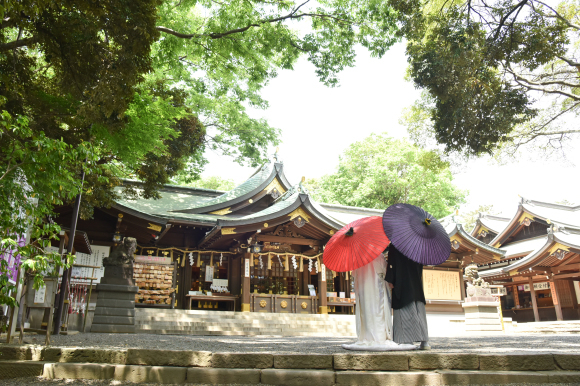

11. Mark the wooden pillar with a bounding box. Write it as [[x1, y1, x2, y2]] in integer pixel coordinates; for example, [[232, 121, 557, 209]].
[[513, 285, 520, 308], [550, 279, 564, 321], [318, 263, 327, 314], [528, 277, 540, 322], [230, 255, 241, 296], [241, 253, 251, 312], [301, 260, 309, 295]]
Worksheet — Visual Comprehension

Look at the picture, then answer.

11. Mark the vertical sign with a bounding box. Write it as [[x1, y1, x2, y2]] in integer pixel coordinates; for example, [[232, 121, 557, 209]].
[[513, 286, 520, 308], [244, 259, 250, 278], [34, 286, 46, 304], [321, 264, 326, 281], [550, 282, 559, 305], [205, 266, 214, 282]]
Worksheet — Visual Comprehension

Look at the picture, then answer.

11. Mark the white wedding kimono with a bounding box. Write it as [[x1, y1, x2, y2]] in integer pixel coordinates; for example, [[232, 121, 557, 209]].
[[342, 253, 415, 351]]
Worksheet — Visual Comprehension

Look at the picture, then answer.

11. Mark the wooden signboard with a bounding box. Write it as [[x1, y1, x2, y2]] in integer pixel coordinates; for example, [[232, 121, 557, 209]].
[[422, 270, 462, 301], [135, 255, 172, 265]]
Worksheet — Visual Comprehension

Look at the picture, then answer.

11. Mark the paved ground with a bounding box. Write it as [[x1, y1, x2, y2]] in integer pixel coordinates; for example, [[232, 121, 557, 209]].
[[0, 379, 572, 386], [0, 378, 255, 385], [13, 332, 580, 354]]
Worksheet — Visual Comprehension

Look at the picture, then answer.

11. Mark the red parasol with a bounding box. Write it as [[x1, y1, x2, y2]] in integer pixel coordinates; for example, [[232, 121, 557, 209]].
[[323, 216, 390, 272]]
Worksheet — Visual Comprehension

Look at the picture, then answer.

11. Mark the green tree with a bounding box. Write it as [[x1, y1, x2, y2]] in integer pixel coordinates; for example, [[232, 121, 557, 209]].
[[392, 0, 580, 158], [311, 134, 466, 218], [0, 110, 86, 308], [1, 0, 401, 305], [176, 176, 237, 191], [458, 205, 498, 233], [1, 0, 401, 209]]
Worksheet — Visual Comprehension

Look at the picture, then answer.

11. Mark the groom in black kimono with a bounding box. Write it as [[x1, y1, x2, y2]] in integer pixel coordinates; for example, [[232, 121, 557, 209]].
[[385, 244, 430, 350]]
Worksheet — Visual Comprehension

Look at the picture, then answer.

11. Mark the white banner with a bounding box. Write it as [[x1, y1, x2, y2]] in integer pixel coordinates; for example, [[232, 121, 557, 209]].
[[524, 282, 550, 292]]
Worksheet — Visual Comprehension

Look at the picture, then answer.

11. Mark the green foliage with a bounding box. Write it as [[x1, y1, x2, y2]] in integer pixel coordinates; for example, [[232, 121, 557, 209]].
[[458, 204, 498, 233], [175, 176, 237, 191], [0, 110, 83, 307], [311, 134, 466, 218], [0, 0, 402, 306], [392, 0, 580, 157]]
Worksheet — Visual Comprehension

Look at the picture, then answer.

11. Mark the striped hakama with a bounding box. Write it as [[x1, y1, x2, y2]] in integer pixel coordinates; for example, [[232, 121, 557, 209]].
[[392, 300, 429, 344]]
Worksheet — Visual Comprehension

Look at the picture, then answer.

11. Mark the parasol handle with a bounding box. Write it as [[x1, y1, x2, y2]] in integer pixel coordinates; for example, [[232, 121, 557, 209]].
[[423, 218, 431, 226], [345, 227, 354, 236]]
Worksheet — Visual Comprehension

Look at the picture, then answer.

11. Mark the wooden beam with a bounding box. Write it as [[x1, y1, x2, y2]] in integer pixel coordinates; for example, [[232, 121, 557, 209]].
[[155, 224, 173, 245], [256, 234, 321, 246], [553, 272, 580, 280], [554, 263, 580, 273]]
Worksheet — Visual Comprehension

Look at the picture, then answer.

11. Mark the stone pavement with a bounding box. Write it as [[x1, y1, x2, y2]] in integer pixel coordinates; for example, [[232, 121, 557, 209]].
[[1, 333, 580, 385], [21, 332, 580, 354]]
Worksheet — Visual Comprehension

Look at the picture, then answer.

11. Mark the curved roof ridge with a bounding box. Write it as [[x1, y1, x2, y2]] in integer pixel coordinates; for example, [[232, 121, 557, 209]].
[[173, 161, 294, 214], [499, 236, 553, 273], [479, 213, 511, 222], [446, 219, 506, 257], [520, 196, 579, 211]]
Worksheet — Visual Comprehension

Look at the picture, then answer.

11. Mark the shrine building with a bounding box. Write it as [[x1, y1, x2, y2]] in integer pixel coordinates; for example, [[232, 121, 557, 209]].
[[53, 160, 471, 318], [477, 198, 580, 322]]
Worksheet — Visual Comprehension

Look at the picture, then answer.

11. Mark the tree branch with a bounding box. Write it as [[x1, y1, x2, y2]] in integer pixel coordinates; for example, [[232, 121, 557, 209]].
[[507, 67, 580, 101], [532, 0, 580, 30], [490, 0, 528, 41], [514, 128, 580, 146], [157, 0, 351, 40], [0, 36, 38, 51], [556, 55, 580, 70]]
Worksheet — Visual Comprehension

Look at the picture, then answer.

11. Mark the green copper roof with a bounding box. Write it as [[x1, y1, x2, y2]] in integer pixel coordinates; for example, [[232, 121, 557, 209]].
[[115, 189, 213, 214], [187, 163, 274, 210], [237, 189, 301, 221]]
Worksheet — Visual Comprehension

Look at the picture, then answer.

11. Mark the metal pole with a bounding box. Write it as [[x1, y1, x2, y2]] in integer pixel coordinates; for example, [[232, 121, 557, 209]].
[[53, 167, 85, 335]]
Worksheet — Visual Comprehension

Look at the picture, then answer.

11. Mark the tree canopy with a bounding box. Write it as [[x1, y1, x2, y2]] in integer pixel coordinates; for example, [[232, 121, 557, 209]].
[[0, 0, 401, 305], [175, 175, 237, 191], [393, 0, 580, 158], [308, 134, 466, 218]]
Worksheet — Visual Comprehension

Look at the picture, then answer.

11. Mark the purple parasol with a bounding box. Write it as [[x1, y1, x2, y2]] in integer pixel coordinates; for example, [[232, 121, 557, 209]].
[[382, 203, 451, 266]]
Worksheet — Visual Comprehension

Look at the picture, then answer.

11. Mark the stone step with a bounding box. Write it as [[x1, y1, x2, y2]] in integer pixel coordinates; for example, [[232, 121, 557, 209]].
[[136, 309, 354, 320], [132, 309, 355, 337], [2, 353, 580, 385], [135, 326, 354, 333], [134, 320, 354, 327]]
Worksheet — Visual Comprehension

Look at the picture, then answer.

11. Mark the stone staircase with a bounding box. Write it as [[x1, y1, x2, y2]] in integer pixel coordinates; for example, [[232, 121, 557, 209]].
[[135, 309, 356, 336], [513, 321, 580, 334]]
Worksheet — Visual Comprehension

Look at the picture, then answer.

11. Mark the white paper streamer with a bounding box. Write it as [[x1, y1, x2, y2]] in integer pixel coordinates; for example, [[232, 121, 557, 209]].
[[188, 252, 194, 266]]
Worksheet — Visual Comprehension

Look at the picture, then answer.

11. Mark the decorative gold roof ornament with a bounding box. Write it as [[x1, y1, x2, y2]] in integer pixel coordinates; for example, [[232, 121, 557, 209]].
[[451, 240, 460, 250], [552, 249, 567, 260]]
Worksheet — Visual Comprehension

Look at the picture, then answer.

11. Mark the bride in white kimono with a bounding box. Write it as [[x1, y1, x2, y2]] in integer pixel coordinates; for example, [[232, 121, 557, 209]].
[[342, 252, 415, 351]]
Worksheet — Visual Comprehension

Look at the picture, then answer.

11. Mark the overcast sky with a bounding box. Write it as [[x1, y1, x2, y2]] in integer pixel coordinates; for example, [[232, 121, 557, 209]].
[[202, 42, 580, 216]]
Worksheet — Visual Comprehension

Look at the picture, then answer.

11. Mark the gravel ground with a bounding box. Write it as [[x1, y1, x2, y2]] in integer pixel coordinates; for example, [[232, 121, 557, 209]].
[[8, 332, 579, 354], [0, 379, 575, 386], [0, 378, 269, 386]]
